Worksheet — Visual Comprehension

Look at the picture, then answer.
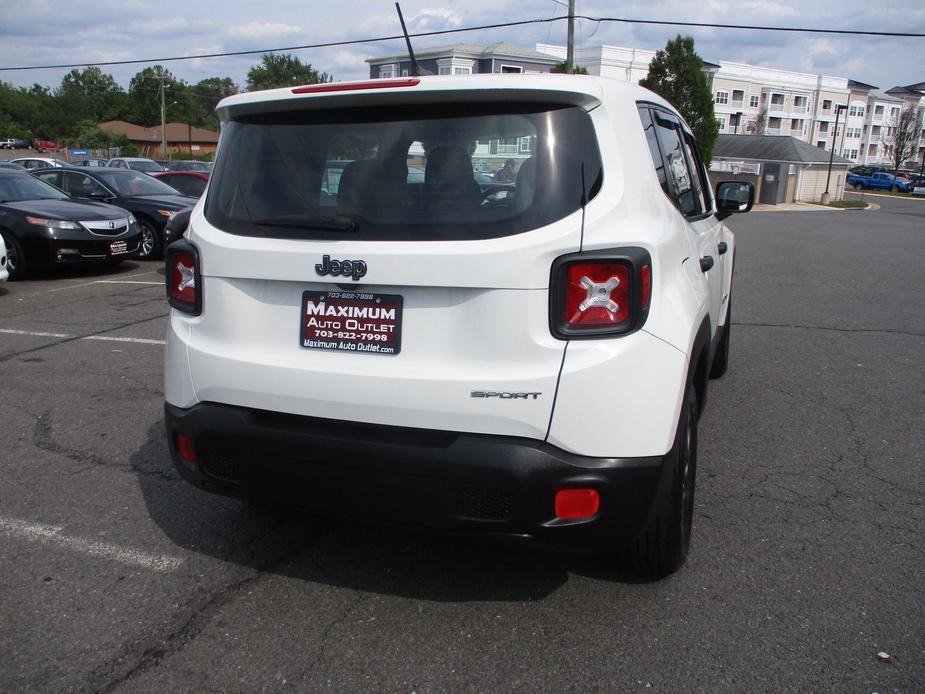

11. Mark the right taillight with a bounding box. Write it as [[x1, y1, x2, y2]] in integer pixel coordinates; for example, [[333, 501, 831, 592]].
[[550, 247, 652, 339], [165, 240, 202, 315]]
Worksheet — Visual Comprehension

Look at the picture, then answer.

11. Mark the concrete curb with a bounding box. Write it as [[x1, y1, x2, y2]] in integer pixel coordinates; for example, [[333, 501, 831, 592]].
[[752, 202, 874, 213]]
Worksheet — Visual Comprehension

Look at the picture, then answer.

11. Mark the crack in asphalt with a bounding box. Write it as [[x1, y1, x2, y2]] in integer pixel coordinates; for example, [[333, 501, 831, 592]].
[[0, 281, 163, 319], [0, 312, 169, 363], [80, 520, 326, 694], [736, 321, 925, 338], [30, 408, 179, 484]]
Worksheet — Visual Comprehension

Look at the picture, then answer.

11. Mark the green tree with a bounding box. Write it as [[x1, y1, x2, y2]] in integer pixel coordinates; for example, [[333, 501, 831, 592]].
[[56, 67, 129, 129], [245, 53, 331, 92], [640, 35, 719, 164], [189, 77, 239, 128], [550, 61, 588, 75], [128, 66, 184, 127]]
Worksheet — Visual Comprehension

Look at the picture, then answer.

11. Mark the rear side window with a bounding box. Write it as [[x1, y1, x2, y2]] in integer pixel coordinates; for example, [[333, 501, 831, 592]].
[[638, 105, 711, 218], [205, 102, 602, 241]]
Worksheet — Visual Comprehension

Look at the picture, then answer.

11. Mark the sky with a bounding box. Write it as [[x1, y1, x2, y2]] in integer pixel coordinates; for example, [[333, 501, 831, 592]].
[[1, 0, 922, 93]]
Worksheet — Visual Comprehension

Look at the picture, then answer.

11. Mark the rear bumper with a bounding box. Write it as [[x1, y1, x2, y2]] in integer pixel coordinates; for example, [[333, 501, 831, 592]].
[[165, 402, 676, 553]]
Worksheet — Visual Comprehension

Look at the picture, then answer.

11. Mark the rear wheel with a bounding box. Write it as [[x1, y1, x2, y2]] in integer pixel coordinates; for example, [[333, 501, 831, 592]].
[[1, 231, 27, 280], [137, 219, 162, 261], [627, 386, 698, 578], [853, 183, 863, 191]]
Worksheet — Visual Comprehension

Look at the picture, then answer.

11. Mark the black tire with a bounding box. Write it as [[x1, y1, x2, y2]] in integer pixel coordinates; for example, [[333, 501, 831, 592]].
[[137, 219, 162, 261], [628, 386, 698, 578], [710, 296, 731, 379], [853, 183, 863, 191], [1, 231, 28, 281]]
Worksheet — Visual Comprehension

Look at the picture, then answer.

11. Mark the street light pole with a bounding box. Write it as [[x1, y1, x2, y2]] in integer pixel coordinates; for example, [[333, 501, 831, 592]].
[[822, 103, 848, 204], [159, 69, 167, 160]]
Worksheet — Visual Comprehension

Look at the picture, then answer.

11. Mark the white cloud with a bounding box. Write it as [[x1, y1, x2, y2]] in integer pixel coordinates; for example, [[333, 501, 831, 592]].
[[226, 22, 303, 39], [410, 7, 463, 30]]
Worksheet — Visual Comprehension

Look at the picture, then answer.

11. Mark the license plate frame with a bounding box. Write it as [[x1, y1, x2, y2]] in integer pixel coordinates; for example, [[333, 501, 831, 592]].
[[300, 290, 402, 355]]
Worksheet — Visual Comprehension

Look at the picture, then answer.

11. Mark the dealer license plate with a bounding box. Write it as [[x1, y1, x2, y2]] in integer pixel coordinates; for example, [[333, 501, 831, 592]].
[[109, 240, 128, 255], [300, 291, 402, 355]]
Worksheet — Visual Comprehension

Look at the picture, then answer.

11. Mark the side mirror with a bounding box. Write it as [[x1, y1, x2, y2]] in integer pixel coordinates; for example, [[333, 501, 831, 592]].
[[88, 192, 112, 201], [715, 181, 755, 220]]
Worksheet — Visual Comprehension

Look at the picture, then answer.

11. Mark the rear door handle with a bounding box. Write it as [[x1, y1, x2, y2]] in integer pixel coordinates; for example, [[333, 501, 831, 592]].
[[718, 242, 728, 255], [700, 256, 714, 272]]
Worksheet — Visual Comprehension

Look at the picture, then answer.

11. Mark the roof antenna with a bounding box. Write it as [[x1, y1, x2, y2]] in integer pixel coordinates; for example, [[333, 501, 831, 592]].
[[395, 3, 425, 77]]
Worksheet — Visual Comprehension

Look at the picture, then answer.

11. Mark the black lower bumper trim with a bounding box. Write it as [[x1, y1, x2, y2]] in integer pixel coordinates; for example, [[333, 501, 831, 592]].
[[165, 402, 676, 554]]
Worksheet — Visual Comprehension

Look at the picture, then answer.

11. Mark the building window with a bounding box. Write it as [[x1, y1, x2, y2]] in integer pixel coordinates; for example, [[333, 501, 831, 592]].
[[436, 57, 475, 76], [874, 105, 884, 117], [749, 95, 759, 108], [378, 64, 397, 79], [822, 99, 832, 111], [499, 65, 523, 73], [731, 89, 744, 104], [848, 105, 865, 118], [715, 90, 729, 105], [716, 117, 726, 131], [819, 122, 828, 133]]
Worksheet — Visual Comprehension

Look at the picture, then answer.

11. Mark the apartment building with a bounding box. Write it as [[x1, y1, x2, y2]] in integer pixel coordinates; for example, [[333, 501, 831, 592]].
[[534, 43, 925, 167], [367, 43, 560, 79]]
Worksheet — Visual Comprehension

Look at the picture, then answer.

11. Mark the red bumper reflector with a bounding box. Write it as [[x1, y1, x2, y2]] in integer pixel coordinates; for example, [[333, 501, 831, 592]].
[[641, 264, 652, 310], [555, 488, 600, 520], [175, 434, 196, 464], [292, 78, 420, 94]]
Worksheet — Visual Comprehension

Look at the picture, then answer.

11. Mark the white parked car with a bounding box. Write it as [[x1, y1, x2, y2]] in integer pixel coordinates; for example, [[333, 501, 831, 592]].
[[9, 157, 66, 170], [107, 157, 164, 174], [0, 233, 8, 281], [163, 75, 753, 577]]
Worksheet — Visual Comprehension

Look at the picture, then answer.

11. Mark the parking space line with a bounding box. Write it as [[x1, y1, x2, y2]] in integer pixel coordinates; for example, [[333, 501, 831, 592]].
[[0, 517, 184, 573], [96, 280, 163, 286], [0, 329, 71, 338], [0, 328, 166, 345], [18, 270, 162, 296], [84, 335, 166, 345]]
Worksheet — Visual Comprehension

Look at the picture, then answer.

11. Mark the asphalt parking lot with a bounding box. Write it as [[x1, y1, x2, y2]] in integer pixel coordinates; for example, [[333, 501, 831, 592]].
[[1, 196, 922, 692]]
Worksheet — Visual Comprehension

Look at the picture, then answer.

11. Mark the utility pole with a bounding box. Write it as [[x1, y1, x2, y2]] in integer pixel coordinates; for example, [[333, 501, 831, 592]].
[[159, 69, 167, 160], [566, 0, 575, 73]]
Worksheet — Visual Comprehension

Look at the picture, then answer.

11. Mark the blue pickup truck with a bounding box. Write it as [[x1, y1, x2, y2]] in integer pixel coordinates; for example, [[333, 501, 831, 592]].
[[846, 171, 913, 192]]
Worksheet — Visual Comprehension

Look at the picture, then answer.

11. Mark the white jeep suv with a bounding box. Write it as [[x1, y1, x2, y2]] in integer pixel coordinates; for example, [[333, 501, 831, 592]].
[[164, 75, 753, 577]]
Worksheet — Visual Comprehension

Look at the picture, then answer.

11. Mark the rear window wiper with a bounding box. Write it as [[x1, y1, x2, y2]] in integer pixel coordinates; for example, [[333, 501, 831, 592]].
[[251, 215, 359, 232]]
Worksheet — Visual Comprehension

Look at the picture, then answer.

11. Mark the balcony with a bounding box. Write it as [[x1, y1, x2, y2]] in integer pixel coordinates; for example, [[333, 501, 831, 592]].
[[791, 105, 809, 114], [764, 127, 781, 136], [731, 99, 745, 109]]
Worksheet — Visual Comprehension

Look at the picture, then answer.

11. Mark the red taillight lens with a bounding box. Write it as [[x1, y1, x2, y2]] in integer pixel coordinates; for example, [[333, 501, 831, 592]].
[[564, 262, 631, 328], [555, 489, 600, 520], [175, 433, 196, 464], [550, 248, 652, 339], [292, 78, 419, 94], [165, 241, 201, 315]]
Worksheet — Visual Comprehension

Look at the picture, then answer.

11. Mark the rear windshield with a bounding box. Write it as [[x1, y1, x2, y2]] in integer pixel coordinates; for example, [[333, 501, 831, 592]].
[[205, 102, 602, 241]]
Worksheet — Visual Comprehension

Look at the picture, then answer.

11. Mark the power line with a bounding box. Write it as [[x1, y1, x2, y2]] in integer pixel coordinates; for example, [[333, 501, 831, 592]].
[[1, 15, 923, 72]]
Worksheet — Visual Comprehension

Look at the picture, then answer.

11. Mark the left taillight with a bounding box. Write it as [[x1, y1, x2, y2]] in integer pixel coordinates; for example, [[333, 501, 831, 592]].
[[550, 247, 652, 339], [165, 240, 202, 315]]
